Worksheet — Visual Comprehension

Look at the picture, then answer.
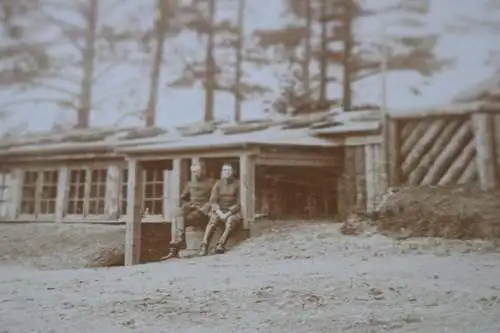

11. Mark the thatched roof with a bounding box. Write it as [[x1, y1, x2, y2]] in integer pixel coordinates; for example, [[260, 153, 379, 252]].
[[453, 70, 500, 104], [0, 110, 382, 157], [388, 101, 500, 120]]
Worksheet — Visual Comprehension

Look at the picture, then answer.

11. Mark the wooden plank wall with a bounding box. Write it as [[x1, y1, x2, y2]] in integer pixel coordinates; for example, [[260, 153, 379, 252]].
[[337, 144, 387, 218], [394, 115, 478, 186]]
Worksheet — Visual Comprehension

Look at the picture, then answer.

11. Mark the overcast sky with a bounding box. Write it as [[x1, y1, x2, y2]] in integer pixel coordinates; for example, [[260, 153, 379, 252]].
[[0, 0, 498, 134]]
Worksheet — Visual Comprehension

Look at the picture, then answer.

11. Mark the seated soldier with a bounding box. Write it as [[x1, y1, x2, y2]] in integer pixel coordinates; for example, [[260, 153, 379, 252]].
[[161, 161, 215, 260], [199, 163, 242, 256]]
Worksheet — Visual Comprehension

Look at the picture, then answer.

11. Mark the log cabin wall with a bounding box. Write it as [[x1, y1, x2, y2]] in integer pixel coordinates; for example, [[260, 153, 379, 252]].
[[337, 143, 387, 218], [392, 114, 478, 187]]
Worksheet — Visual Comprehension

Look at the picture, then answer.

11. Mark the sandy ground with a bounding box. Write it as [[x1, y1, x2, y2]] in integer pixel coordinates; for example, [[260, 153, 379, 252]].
[[0, 223, 125, 269], [1, 222, 500, 333]]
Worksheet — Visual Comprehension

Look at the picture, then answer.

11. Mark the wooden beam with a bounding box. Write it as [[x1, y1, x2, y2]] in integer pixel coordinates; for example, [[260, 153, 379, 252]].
[[401, 119, 447, 181], [125, 159, 144, 266], [364, 144, 376, 212], [471, 112, 499, 191], [164, 158, 190, 222], [0, 153, 123, 163], [239, 154, 255, 230], [339, 147, 357, 218], [55, 167, 68, 223], [421, 121, 472, 185], [105, 164, 120, 220], [438, 139, 476, 186], [319, 135, 382, 147], [373, 141, 387, 207], [387, 118, 402, 186], [256, 153, 339, 167], [354, 146, 366, 212], [407, 119, 462, 185], [389, 101, 500, 120], [131, 148, 260, 161], [82, 167, 91, 217], [6, 169, 23, 220], [494, 114, 500, 168]]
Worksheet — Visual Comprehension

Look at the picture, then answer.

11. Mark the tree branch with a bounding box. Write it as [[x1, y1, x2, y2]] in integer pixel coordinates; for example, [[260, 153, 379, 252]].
[[39, 9, 85, 53], [0, 97, 75, 110], [92, 83, 137, 108], [352, 69, 381, 82], [30, 81, 79, 97], [92, 56, 130, 83]]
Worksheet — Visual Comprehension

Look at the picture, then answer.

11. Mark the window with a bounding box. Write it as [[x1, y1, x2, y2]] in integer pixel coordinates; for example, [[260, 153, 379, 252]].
[[119, 167, 164, 216], [67, 168, 107, 216], [40, 170, 58, 214], [20, 170, 59, 215], [20, 171, 38, 214], [0, 172, 9, 217], [120, 168, 128, 216], [89, 169, 106, 215], [68, 169, 86, 215], [143, 168, 164, 215]]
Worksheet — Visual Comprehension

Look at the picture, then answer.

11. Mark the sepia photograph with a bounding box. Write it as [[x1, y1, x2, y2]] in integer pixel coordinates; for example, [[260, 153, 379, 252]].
[[0, 0, 499, 332]]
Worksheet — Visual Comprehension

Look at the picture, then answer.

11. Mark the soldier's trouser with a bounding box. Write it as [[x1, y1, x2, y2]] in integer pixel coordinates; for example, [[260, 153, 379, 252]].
[[202, 210, 242, 247], [170, 205, 208, 246]]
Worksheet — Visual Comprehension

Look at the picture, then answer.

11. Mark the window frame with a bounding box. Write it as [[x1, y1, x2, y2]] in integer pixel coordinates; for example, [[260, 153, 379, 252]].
[[65, 167, 108, 220], [119, 167, 166, 221], [0, 172, 10, 218], [119, 168, 128, 217], [38, 170, 59, 216], [18, 169, 60, 219]]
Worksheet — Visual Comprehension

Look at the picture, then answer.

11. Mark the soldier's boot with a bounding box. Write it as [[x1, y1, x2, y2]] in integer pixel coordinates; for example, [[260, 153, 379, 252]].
[[198, 242, 209, 256], [199, 220, 216, 256], [160, 239, 185, 260], [161, 246, 180, 260], [214, 242, 226, 254], [215, 218, 237, 254]]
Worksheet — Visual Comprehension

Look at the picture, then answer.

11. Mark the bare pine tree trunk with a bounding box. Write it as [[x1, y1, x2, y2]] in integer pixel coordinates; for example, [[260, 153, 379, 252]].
[[77, 0, 97, 129], [145, 0, 168, 127], [234, 0, 245, 122], [342, 0, 353, 111], [204, 0, 216, 122], [303, 0, 311, 101], [319, 0, 328, 103]]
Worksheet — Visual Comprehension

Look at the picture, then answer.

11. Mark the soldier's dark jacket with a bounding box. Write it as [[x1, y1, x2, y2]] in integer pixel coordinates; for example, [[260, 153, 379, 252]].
[[209, 177, 240, 214], [180, 177, 216, 212]]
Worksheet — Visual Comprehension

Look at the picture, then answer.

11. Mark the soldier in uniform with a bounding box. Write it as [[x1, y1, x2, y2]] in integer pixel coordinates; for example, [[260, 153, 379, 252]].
[[161, 160, 215, 260], [199, 163, 242, 256]]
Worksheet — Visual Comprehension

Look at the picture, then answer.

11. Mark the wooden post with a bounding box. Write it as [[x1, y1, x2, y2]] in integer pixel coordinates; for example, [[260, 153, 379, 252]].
[[342, 147, 357, 216], [471, 111, 499, 191], [125, 159, 144, 266], [354, 146, 366, 212], [55, 167, 68, 223], [388, 118, 402, 186], [105, 164, 121, 220], [364, 144, 376, 212], [7, 169, 23, 221], [164, 158, 190, 221], [373, 141, 387, 206], [82, 166, 91, 217], [239, 154, 255, 230], [493, 113, 500, 168]]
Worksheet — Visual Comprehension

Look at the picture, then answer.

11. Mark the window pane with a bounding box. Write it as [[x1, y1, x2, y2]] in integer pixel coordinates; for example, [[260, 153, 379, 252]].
[[48, 201, 56, 214], [153, 183, 162, 196], [122, 169, 128, 182], [76, 201, 84, 214], [144, 184, 153, 198], [98, 184, 106, 197], [90, 184, 98, 197], [77, 185, 85, 198]]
